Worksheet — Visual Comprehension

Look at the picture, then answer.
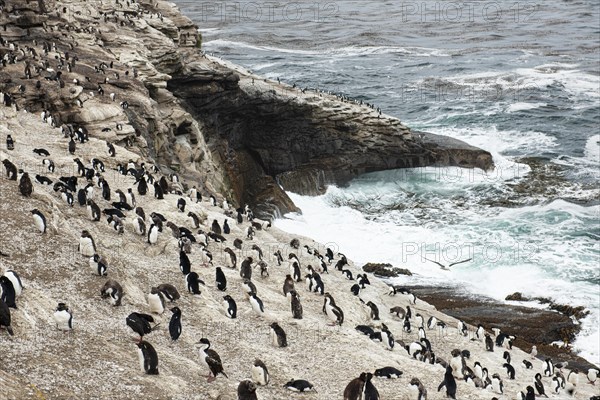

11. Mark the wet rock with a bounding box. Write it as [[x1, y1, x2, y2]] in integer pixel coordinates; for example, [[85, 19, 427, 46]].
[[362, 263, 413, 277]]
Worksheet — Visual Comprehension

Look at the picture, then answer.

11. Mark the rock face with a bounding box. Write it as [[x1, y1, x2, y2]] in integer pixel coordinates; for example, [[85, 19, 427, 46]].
[[0, 0, 492, 220], [168, 69, 494, 210]]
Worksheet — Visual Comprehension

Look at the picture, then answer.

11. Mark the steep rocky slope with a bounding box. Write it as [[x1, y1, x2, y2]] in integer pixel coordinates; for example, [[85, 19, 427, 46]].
[[0, 108, 597, 400]]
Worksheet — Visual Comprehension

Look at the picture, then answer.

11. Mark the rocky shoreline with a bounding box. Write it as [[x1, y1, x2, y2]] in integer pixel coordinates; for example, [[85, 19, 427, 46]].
[[403, 284, 598, 372]]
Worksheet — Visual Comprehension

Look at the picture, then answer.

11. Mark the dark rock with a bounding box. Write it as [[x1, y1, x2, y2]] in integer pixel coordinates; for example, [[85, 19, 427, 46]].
[[362, 263, 412, 277], [505, 292, 526, 301]]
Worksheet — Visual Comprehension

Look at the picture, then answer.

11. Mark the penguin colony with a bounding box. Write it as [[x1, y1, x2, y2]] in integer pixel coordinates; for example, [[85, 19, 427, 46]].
[[0, 0, 598, 399]]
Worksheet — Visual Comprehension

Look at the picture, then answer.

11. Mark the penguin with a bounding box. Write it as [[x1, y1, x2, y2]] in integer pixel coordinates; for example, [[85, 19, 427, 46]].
[[457, 320, 467, 336], [148, 287, 165, 314], [79, 230, 96, 257], [125, 188, 136, 207], [503, 363, 515, 379], [418, 326, 427, 340], [362, 372, 379, 400], [153, 182, 164, 199], [242, 279, 257, 298], [274, 250, 284, 265], [567, 369, 579, 386], [136, 340, 159, 375], [323, 293, 344, 326], [223, 220, 230, 234], [2, 159, 17, 180], [240, 257, 253, 280], [6, 135, 15, 150], [283, 274, 295, 296], [134, 216, 146, 236], [270, 322, 287, 347], [342, 269, 354, 280], [380, 323, 394, 350], [35, 175, 53, 185], [177, 198, 186, 212], [33, 148, 50, 156], [148, 224, 160, 244], [137, 176, 148, 195], [0, 277, 17, 308], [211, 219, 221, 235], [180, 250, 191, 274], [86, 200, 101, 222], [288, 289, 303, 319], [475, 324, 485, 339], [100, 279, 123, 306], [357, 273, 370, 288], [284, 379, 315, 392], [522, 360, 533, 369], [3, 271, 23, 298], [491, 373, 504, 394], [19, 172, 33, 197], [534, 373, 547, 397], [438, 366, 456, 399], [485, 333, 494, 351], [53, 302, 73, 331], [222, 295, 237, 318], [234, 238, 243, 250], [215, 267, 227, 291], [374, 367, 403, 379], [168, 307, 182, 341], [252, 359, 269, 386], [157, 284, 180, 302], [77, 188, 87, 206], [409, 378, 427, 400], [530, 345, 537, 359], [291, 261, 301, 282], [350, 283, 361, 296], [89, 254, 108, 276], [223, 247, 237, 269], [588, 368, 599, 385], [249, 293, 265, 316], [0, 299, 13, 335], [503, 351, 511, 365], [187, 212, 200, 228], [251, 244, 264, 260], [238, 380, 258, 400], [543, 358, 554, 376], [356, 325, 375, 337], [107, 142, 116, 157], [126, 312, 156, 341], [403, 315, 411, 333], [407, 341, 424, 359], [552, 375, 562, 394], [344, 373, 366, 400], [427, 316, 438, 330], [366, 301, 380, 321], [196, 338, 228, 382], [68, 137, 76, 154], [186, 272, 204, 295], [42, 158, 55, 173], [30, 209, 47, 233]]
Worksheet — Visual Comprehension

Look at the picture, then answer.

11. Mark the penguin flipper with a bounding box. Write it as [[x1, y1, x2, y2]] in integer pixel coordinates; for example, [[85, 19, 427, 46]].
[[438, 381, 446, 392]]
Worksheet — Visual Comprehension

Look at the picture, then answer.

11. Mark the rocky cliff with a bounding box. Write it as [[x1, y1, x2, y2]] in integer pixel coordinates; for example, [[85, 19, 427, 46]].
[[0, 0, 493, 219]]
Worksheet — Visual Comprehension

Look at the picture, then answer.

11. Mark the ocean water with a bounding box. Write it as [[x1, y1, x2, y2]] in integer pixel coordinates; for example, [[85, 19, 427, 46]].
[[173, 1, 600, 363]]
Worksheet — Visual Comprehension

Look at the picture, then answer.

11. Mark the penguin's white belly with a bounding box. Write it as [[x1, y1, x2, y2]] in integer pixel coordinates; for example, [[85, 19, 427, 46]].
[[33, 215, 45, 232], [252, 365, 267, 385], [79, 238, 94, 257], [53, 311, 72, 330], [325, 305, 337, 322], [148, 294, 164, 314], [138, 348, 146, 372], [149, 229, 158, 244]]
